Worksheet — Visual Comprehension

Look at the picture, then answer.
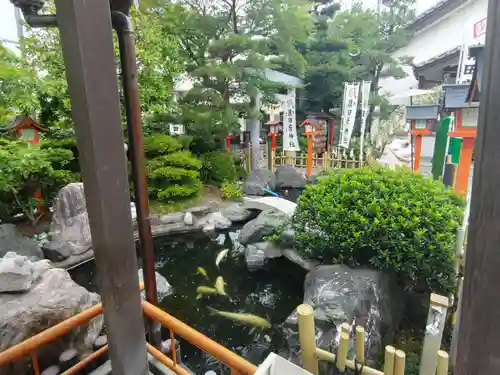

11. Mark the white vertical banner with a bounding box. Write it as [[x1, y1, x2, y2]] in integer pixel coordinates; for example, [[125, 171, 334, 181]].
[[278, 89, 300, 151], [359, 81, 371, 164], [339, 82, 360, 148]]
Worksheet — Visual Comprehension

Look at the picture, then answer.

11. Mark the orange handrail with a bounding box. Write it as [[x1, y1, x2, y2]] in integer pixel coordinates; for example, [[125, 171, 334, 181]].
[[0, 281, 257, 375], [142, 301, 257, 375], [0, 282, 144, 367], [61, 345, 108, 375], [146, 343, 191, 375]]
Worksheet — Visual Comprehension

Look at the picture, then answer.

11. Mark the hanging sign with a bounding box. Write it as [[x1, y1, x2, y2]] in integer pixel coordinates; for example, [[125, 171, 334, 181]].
[[457, 16, 487, 84], [339, 82, 360, 148], [278, 89, 300, 151]]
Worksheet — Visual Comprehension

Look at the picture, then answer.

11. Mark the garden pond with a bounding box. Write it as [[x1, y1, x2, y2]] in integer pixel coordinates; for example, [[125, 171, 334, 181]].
[[70, 229, 307, 374]]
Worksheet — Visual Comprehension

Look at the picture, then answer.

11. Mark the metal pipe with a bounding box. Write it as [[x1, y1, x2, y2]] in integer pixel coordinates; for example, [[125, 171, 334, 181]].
[[111, 11, 159, 346], [142, 301, 257, 375]]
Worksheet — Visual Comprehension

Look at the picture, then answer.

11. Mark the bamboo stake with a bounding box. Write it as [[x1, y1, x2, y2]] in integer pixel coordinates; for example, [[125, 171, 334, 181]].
[[355, 326, 365, 365], [315, 348, 384, 375], [436, 351, 449, 375], [336, 332, 349, 372], [394, 350, 406, 375], [384, 346, 396, 375], [297, 304, 319, 375], [341, 322, 351, 335]]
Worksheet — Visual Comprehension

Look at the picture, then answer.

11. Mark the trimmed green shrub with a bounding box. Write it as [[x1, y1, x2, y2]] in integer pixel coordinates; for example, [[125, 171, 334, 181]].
[[144, 134, 202, 203], [40, 138, 81, 178], [200, 151, 236, 186], [0, 140, 74, 223], [292, 166, 465, 294], [221, 181, 243, 200]]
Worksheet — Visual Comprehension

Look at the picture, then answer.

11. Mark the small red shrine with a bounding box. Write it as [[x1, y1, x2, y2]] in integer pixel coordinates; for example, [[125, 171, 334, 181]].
[[2, 115, 47, 144]]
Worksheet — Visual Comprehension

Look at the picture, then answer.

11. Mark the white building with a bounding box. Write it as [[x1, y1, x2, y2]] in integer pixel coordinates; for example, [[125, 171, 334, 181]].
[[381, 0, 488, 98]]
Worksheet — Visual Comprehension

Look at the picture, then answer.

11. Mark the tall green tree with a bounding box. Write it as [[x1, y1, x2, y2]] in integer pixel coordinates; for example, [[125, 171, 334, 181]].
[[330, 1, 415, 129], [0, 44, 39, 123], [172, 0, 312, 153], [23, 4, 185, 130]]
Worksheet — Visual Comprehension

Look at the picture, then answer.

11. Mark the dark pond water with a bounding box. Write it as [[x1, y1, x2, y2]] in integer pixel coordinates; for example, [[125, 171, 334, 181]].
[[70, 230, 306, 374]]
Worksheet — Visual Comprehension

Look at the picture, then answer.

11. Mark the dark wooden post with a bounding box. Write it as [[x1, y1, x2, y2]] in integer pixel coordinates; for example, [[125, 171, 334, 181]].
[[54, 1, 149, 374], [455, 1, 500, 374]]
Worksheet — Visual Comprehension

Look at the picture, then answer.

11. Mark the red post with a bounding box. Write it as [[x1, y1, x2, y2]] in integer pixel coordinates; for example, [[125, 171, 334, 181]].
[[413, 135, 422, 172], [306, 134, 313, 177]]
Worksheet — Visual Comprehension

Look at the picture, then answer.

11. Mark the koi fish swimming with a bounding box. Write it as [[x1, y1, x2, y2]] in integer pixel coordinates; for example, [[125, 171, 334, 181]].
[[197, 266, 209, 280], [207, 307, 272, 329], [215, 248, 229, 268], [196, 286, 219, 300], [214, 276, 227, 296]]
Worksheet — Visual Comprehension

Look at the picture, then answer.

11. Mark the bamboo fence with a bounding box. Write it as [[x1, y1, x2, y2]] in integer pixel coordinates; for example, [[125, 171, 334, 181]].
[[297, 294, 451, 375]]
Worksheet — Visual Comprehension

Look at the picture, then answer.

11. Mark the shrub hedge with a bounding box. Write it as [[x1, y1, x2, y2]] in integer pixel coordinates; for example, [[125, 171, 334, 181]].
[[292, 166, 465, 294], [144, 134, 202, 203], [0, 140, 74, 223], [200, 151, 236, 186]]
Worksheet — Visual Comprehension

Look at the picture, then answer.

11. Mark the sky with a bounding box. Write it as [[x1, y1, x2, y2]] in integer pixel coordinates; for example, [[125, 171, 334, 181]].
[[0, 0, 441, 50]]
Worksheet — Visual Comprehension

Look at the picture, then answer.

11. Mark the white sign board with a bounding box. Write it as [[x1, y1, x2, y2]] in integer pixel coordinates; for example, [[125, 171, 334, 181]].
[[277, 89, 300, 151], [339, 82, 360, 148], [457, 16, 487, 84], [359, 81, 371, 163]]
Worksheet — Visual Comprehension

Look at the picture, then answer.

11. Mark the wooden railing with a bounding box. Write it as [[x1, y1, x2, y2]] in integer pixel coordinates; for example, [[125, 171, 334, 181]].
[[0, 283, 256, 375]]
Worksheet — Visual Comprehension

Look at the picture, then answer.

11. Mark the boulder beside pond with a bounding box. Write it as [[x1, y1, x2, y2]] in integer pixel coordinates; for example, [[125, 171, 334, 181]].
[[0, 224, 43, 261], [0, 259, 102, 375], [275, 165, 306, 189], [0, 252, 35, 293], [244, 168, 277, 196], [238, 209, 288, 245], [137, 269, 173, 302], [282, 265, 402, 367]]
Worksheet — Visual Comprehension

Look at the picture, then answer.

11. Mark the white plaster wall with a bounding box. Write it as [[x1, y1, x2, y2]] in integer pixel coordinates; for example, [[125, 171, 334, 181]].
[[380, 0, 488, 96]]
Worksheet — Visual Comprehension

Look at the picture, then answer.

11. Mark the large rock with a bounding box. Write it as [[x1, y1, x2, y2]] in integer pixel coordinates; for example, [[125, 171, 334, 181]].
[[0, 224, 43, 261], [221, 203, 254, 223], [199, 212, 232, 234], [244, 242, 282, 271], [239, 209, 288, 245], [0, 262, 102, 375], [281, 248, 319, 272], [137, 269, 173, 302], [0, 252, 34, 293], [275, 166, 306, 189], [42, 183, 92, 261], [243, 168, 276, 196], [283, 265, 402, 366]]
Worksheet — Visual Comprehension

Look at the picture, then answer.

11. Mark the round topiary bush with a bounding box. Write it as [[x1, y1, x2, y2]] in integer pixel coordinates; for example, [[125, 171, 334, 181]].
[[292, 167, 465, 294], [200, 151, 237, 186], [144, 135, 202, 203]]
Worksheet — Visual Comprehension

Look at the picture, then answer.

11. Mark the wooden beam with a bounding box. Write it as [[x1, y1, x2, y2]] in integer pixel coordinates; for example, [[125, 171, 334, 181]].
[[54, 1, 149, 374], [455, 1, 500, 374]]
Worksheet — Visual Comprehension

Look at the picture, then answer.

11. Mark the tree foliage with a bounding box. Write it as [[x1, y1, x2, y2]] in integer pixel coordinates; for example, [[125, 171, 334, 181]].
[[298, 0, 415, 126], [0, 140, 74, 224], [144, 135, 202, 203], [0, 45, 39, 123], [23, 3, 185, 129], [172, 0, 312, 152]]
